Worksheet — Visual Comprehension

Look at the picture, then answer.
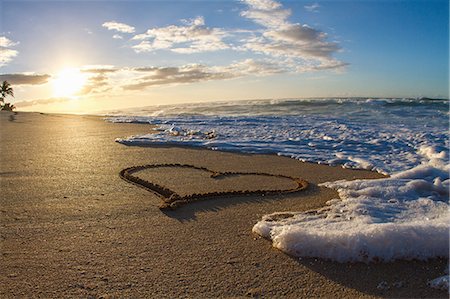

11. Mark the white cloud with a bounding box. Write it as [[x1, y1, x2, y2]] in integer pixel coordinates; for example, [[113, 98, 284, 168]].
[[240, 0, 347, 71], [102, 21, 135, 33], [131, 16, 228, 54], [0, 36, 19, 67], [296, 59, 349, 72], [132, 41, 154, 53], [243, 0, 282, 11], [305, 3, 320, 13], [218, 58, 287, 75], [103, 1, 346, 77], [0, 48, 18, 67], [112, 34, 123, 39], [0, 36, 18, 48], [241, 0, 290, 28], [180, 16, 205, 26]]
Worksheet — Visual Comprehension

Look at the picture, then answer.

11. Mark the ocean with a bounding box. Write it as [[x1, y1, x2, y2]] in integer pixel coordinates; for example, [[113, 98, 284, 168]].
[[108, 98, 449, 263]]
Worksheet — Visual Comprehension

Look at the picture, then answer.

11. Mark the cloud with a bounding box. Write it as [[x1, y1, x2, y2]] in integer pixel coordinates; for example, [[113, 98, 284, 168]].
[[122, 58, 284, 91], [0, 49, 19, 67], [247, 24, 341, 60], [218, 58, 287, 75], [105, 2, 345, 73], [243, 0, 282, 11], [304, 3, 320, 12], [0, 73, 50, 85], [14, 97, 69, 108], [80, 65, 118, 74], [78, 66, 118, 95], [102, 21, 135, 33], [131, 16, 228, 54], [131, 41, 154, 53], [78, 74, 111, 95], [123, 64, 232, 90], [112, 34, 123, 39], [8, 58, 290, 107], [0, 36, 18, 48], [296, 59, 349, 72], [0, 36, 19, 67], [240, 0, 346, 71], [240, 0, 290, 28]]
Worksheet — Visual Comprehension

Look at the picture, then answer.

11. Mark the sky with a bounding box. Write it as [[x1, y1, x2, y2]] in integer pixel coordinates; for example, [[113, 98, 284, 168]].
[[0, 0, 448, 113]]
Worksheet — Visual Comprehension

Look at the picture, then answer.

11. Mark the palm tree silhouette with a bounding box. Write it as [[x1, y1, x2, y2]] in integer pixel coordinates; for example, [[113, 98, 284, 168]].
[[2, 103, 16, 111], [0, 81, 15, 111], [0, 81, 14, 103]]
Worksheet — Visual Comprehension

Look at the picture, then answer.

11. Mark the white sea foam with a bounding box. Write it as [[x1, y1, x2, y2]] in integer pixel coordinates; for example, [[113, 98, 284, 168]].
[[111, 112, 447, 175], [253, 145, 449, 262], [108, 98, 449, 265]]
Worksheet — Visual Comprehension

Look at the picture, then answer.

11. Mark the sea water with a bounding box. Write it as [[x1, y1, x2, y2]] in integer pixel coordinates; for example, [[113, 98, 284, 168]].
[[108, 98, 449, 264]]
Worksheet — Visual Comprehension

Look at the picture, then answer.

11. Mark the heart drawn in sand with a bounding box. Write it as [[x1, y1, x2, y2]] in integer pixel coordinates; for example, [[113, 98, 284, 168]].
[[119, 164, 308, 210]]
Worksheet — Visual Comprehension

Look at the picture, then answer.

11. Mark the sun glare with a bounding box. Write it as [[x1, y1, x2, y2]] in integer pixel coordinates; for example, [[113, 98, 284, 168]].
[[52, 68, 87, 99]]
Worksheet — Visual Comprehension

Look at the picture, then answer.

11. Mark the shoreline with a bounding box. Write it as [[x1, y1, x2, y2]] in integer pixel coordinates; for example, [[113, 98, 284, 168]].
[[113, 140, 392, 177], [1, 111, 447, 298]]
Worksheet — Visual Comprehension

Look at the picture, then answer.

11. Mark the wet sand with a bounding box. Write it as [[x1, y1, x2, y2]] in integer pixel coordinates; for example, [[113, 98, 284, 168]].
[[0, 111, 447, 298]]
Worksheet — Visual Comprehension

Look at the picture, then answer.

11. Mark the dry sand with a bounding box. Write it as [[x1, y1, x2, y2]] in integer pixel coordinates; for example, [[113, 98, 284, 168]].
[[0, 111, 447, 298]]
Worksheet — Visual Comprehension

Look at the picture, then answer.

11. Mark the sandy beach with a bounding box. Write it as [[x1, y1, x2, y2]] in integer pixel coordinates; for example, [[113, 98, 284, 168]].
[[0, 111, 447, 298]]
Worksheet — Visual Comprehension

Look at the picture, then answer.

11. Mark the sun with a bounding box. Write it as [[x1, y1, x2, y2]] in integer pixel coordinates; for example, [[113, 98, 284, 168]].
[[52, 68, 87, 98]]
